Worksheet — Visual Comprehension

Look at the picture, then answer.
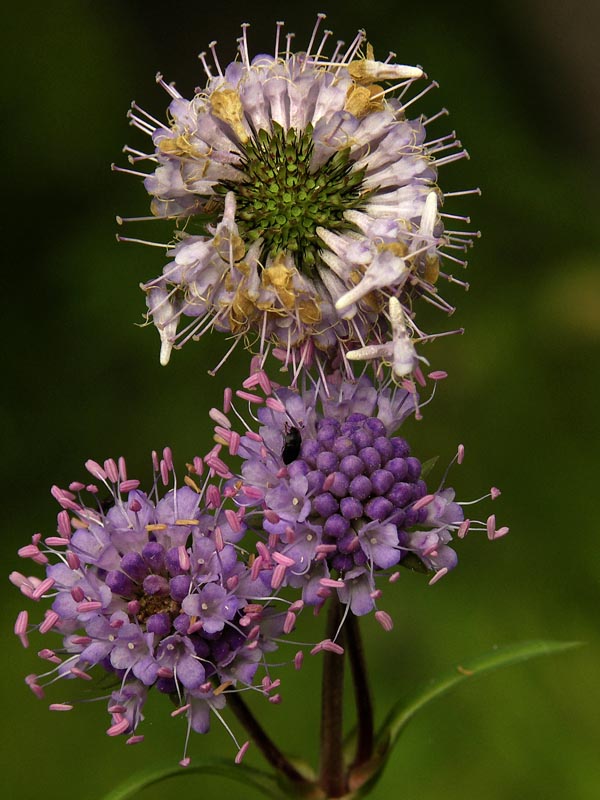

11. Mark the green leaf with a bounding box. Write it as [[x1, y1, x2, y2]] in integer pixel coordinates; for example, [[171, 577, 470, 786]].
[[419, 455, 439, 480], [348, 640, 582, 798], [100, 758, 284, 800], [381, 639, 582, 746]]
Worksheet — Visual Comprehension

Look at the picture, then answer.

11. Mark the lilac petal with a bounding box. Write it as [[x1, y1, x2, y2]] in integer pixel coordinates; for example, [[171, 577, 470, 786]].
[[133, 655, 159, 686], [337, 569, 375, 616], [360, 522, 401, 569], [176, 653, 205, 689], [156, 486, 200, 525]]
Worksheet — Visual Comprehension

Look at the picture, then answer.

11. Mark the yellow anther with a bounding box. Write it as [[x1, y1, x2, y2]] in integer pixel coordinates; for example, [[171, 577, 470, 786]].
[[423, 254, 440, 284], [213, 680, 233, 696], [184, 476, 201, 493], [157, 134, 202, 158], [210, 90, 249, 143], [344, 83, 385, 118]]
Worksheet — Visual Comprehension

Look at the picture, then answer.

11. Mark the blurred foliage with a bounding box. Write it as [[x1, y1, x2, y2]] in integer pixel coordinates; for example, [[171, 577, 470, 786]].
[[2, 1, 598, 799]]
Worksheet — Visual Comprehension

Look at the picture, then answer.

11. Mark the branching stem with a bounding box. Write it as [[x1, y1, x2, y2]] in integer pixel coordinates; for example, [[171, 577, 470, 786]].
[[226, 691, 311, 787]]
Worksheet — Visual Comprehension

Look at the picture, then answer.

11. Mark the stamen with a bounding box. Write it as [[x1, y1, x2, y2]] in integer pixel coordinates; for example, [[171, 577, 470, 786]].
[[340, 29, 365, 66], [314, 29, 332, 62], [274, 21, 284, 59], [14, 611, 29, 648], [444, 188, 482, 198], [374, 610, 393, 631], [198, 52, 213, 80], [235, 741, 251, 764], [110, 163, 149, 180], [209, 42, 223, 78], [429, 567, 449, 585], [423, 107, 449, 126], [331, 40, 344, 63], [155, 72, 182, 98], [304, 13, 327, 68], [240, 23, 251, 67], [400, 81, 439, 113], [129, 101, 162, 128], [285, 32, 295, 61], [435, 149, 470, 167], [116, 234, 174, 249]]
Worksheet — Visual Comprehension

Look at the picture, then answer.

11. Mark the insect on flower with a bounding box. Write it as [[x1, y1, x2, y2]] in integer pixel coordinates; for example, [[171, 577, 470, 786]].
[[282, 423, 302, 465]]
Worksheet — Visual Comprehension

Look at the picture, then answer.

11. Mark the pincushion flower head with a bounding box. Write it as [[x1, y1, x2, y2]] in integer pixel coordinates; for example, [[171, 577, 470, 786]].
[[11, 450, 301, 765], [117, 15, 476, 376], [205, 366, 508, 625]]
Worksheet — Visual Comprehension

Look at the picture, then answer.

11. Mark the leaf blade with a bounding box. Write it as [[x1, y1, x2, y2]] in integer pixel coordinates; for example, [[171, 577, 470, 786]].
[[99, 758, 283, 800], [382, 639, 582, 746]]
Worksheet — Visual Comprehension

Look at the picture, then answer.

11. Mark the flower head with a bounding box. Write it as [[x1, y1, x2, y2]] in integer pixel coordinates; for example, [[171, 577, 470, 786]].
[[11, 451, 299, 764], [204, 366, 506, 624], [117, 16, 475, 375]]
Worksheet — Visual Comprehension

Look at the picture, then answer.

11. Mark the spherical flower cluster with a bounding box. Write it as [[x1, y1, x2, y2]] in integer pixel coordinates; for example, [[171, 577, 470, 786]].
[[11, 451, 299, 763], [206, 367, 507, 622], [117, 16, 475, 376]]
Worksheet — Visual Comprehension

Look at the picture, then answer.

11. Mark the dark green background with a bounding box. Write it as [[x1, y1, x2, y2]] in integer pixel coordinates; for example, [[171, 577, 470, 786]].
[[2, 1, 598, 798]]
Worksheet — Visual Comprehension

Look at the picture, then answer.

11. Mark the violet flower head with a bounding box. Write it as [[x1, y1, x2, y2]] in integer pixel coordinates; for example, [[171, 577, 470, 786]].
[[116, 15, 476, 377], [11, 450, 300, 765], [208, 366, 507, 624]]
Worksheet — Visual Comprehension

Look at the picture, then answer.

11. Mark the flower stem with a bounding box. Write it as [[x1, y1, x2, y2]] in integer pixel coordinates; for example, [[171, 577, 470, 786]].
[[345, 614, 374, 769], [226, 691, 312, 787], [318, 596, 348, 797]]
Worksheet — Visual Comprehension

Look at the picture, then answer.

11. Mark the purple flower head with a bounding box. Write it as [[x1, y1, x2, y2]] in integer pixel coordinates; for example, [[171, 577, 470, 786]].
[[209, 371, 507, 619], [12, 450, 304, 759], [117, 17, 475, 378]]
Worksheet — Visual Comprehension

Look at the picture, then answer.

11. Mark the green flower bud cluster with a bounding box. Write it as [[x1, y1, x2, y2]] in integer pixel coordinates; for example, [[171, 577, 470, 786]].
[[216, 123, 369, 277]]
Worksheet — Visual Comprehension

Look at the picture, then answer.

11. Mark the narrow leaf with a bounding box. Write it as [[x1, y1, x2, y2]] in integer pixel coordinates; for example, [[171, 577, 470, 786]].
[[346, 640, 582, 799], [419, 456, 439, 480], [99, 758, 283, 800], [382, 639, 582, 746]]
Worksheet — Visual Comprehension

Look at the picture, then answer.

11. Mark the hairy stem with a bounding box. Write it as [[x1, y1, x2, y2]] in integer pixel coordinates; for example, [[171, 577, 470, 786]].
[[226, 691, 312, 786], [318, 597, 348, 797], [345, 614, 374, 768]]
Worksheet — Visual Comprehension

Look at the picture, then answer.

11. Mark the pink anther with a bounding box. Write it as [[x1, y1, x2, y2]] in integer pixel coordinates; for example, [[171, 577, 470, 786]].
[[374, 610, 394, 631], [235, 741, 250, 764], [85, 460, 107, 481], [104, 458, 120, 483], [412, 493, 435, 511], [429, 567, 449, 585], [271, 563, 286, 589], [39, 610, 60, 634], [120, 480, 141, 492], [235, 390, 264, 404]]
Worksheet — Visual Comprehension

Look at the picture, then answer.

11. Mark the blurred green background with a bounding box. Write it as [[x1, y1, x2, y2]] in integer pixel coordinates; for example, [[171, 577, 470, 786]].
[[2, 1, 599, 798]]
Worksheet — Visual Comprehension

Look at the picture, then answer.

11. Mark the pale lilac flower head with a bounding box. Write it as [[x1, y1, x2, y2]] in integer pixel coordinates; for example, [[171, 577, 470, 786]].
[[117, 16, 476, 377], [11, 450, 297, 761]]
